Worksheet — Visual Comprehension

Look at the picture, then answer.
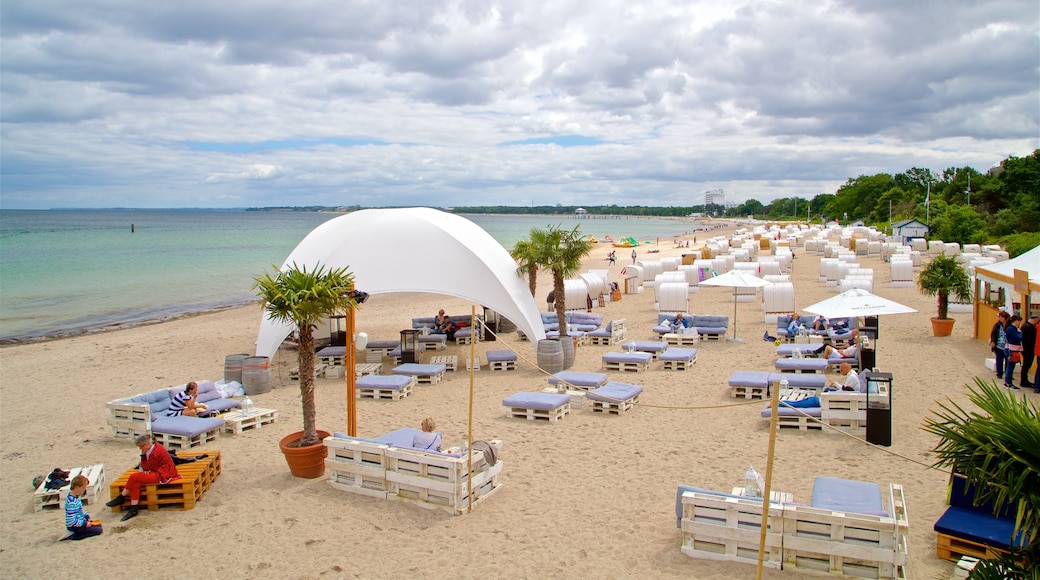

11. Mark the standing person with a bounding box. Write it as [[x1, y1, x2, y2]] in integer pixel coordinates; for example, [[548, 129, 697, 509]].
[[1020, 314, 1037, 390], [608, 251, 616, 266], [545, 290, 555, 312], [62, 475, 102, 541], [1004, 314, 1024, 390], [990, 311, 1010, 382], [105, 434, 179, 521], [1034, 319, 1040, 393], [630, 249, 637, 264]]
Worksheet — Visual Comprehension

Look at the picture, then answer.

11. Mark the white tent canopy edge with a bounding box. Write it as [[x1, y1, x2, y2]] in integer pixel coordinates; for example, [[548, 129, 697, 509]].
[[254, 207, 547, 359]]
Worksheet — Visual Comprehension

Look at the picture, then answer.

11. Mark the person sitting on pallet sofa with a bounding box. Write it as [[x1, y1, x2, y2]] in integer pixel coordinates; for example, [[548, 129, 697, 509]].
[[824, 362, 860, 392], [167, 381, 209, 417], [810, 330, 859, 359], [411, 416, 443, 453], [62, 475, 103, 541], [106, 434, 179, 521]]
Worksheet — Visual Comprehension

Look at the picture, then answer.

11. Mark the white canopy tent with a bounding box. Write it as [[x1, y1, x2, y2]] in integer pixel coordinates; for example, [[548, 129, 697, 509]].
[[254, 208, 547, 359]]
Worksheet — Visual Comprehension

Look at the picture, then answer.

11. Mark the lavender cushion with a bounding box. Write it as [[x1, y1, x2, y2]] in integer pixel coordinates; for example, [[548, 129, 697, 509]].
[[502, 392, 571, 411], [548, 372, 608, 388]]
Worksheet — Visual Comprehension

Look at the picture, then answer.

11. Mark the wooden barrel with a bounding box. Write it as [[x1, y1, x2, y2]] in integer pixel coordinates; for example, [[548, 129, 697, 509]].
[[242, 356, 272, 394], [561, 336, 575, 370], [223, 353, 250, 384], [536, 339, 564, 373]]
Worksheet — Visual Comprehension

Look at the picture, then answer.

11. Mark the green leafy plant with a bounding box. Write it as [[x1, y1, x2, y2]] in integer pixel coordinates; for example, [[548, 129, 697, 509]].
[[539, 224, 593, 336], [917, 253, 972, 319], [254, 262, 360, 447], [923, 378, 1040, 575], [511, 227, 549, 299]]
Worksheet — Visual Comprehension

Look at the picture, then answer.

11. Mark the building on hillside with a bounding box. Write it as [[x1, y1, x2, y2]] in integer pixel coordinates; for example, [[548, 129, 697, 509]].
[[890, 219, 930, 245]]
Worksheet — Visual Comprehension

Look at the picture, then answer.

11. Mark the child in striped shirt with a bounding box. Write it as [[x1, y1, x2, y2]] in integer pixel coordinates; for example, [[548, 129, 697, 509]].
[[63, 475, 102, 541]]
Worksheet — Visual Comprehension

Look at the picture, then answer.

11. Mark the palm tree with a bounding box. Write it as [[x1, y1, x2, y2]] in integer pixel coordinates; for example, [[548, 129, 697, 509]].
[[254, 262, 359, 447], [917, 253, 972, 320], [923, 378, 1040, 575], [540, 224, 593, 336], [511, 228, 547, 299]]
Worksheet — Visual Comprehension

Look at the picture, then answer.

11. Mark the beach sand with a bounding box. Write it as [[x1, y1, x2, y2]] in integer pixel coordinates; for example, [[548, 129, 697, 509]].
[[1, 224, 1012, 579]]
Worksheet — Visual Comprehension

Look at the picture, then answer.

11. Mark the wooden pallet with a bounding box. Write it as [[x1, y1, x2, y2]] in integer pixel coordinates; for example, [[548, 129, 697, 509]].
[[680, 491, 783, 569], [603, 360, 649, 372], [776, 415, 822, 430], [358, 380, 414, 401], [661, 357, 696, 371], [110, 451, 221, 513], [220, 408, 279, 434], [153, 425, 221, 450], [356, 363, 383, 377], [488, 359, 516, 371], [34, 464, 106, 512], [936, 533, 1010, 563], [505, 403, 570, 423], [730, 385, 767, 399], [429, 355, 458, 371], [466, 356, 481, 371], [319, 354, 345, 366], [664, 333, 699, 346], [590, 393, 639, 415]]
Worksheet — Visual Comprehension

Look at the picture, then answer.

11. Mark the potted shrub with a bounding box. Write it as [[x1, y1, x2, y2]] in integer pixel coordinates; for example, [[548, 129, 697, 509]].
[[538, 225, 593, 369], [254, 262, 360, 478], [917, 253, 972, 337]]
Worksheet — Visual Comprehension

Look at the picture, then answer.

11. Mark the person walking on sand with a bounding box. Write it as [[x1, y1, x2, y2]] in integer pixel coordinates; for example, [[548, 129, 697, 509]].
[[608, 251, 616, 266], [630, 249, 637, 264]]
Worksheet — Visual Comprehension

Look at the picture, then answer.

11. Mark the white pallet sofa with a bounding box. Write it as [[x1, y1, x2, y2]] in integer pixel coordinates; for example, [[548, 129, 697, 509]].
[[324, 428, 503, 516]]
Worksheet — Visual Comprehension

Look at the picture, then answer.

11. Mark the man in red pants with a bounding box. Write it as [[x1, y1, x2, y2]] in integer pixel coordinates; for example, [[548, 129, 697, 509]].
[[106, 434, 179, 521]]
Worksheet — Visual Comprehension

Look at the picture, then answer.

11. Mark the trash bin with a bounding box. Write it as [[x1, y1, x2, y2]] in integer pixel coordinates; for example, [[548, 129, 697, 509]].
[[865, 371, 893, 446]]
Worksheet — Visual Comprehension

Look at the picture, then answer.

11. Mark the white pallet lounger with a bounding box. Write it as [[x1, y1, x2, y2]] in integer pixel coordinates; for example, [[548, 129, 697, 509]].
[[586, 382, 643, 415], [659, 348, 697, 370], [602, 351, 652, 372], [678, 488, 784, 569], [485, 350, 517, 371], [356, 375, 415, 401], [547, 371, 608, 391], [324, 429, 504, 515]]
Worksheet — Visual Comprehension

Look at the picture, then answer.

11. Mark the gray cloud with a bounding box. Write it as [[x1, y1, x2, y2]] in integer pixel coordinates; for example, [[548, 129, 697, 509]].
[[1, 0, 1036, 209]]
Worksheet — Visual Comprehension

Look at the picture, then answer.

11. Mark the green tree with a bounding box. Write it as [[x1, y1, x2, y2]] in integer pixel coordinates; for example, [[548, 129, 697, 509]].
[[511, 228, 548, 299], [254, 262, 360, 446], [923, 379, 1040, 575], [930, 204, 987, 245], [917, 254, 972, 320], [539, 224, 593, 336]]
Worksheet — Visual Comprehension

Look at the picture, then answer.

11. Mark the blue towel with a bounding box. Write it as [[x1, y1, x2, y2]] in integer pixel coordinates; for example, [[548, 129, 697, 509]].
[[783, 396, 820, 408]]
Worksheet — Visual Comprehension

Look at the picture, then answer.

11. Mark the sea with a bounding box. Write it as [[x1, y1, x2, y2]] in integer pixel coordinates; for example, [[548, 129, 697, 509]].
[[0, 209, 707, 342]]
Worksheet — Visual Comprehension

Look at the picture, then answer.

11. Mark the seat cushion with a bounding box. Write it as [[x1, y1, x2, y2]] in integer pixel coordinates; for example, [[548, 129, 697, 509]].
[[485, 350, 517, 362], [933, 506, 1028, 549], [357, 375, 414, 390], [811, 476, 885, 515], [548, 372, 607, 388], [587, 382, 643, 402], [317, 346, 347, 357], [660, 348, 697, 362], [602, 352, 653, 364], [621, 341, 668, 353], [150, 415, 224, 437], [502, 392, 571, 411]]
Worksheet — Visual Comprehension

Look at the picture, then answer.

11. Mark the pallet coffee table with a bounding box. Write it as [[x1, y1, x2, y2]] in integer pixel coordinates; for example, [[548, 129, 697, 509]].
[[34, 464, 106, 512], [220, 407, 279, 435]]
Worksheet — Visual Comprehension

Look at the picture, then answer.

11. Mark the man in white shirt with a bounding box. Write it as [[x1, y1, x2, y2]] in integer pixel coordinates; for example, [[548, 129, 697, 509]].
[[826, 362, 861, 392]]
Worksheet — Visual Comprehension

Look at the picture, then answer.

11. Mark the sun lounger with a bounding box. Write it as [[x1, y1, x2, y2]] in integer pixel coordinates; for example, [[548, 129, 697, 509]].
[[391, 363, 447, 385], [418, 334, 447, 351], [324, 428, 504, 515], [728, 371, 827, 399], [621, 340, 669, 359], [783, 477, 908, 578], [364, 339, 398, 362], [933, 474, 1029, 562], [589, 319, 626, 345], [485, 350, 517, 371], [774, 358, 828, 373], [547, 371, 608, 390], [602, 351, 652, 372], [760, 398, 823, 430], [659, 348, 697, 370], [586, 382, 643, 415], [317, 346, 347, 366], [502, 392, 571, 423], [356, 375, 415, 401], [776, 344, 822, 358], [677, 486, 784, 568]]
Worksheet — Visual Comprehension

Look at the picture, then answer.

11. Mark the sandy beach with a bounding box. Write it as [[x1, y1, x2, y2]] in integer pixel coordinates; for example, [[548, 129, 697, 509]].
[[0, 223, 1014, 579]]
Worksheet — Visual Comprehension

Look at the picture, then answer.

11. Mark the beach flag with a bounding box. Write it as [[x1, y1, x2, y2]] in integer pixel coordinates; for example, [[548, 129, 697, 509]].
[[925, 182, 930, 208]]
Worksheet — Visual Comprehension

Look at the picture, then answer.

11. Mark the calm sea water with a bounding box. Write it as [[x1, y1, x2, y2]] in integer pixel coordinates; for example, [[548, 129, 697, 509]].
[[0, 210, 701, 341]]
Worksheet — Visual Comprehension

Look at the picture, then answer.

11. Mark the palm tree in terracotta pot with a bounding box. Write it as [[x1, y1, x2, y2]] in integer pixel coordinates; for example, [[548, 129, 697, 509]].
[[917, 253, 972, 337], [254, 262, 360, 477], [538, 225, 593, 369]]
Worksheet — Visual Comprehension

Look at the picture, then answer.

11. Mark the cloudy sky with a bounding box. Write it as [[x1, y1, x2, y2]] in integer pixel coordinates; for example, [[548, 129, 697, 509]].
[[1, 0, 1037, 209]]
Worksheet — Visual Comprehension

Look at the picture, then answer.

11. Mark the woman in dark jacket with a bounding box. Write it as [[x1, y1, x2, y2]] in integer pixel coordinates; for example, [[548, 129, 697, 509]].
[[989, 311, 1009, 381], [1003, 314, 1023, 390]]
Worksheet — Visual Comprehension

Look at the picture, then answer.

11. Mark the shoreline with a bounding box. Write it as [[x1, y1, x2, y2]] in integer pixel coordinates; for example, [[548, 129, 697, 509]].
[[0, 221, 1000, 579]]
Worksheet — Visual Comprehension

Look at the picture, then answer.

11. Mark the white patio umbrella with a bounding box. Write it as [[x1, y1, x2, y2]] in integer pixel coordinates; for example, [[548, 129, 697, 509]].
[[700, 270, 772, 342], [803, 288, 917, 365]]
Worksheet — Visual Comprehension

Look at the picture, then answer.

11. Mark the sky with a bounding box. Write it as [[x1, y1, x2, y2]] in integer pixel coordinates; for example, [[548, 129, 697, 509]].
[[1, 0, 1037, 209]]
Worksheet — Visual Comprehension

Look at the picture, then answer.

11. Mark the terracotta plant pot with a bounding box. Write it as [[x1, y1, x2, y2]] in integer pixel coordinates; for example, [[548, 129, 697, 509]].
[[278, 430, 331, 478], [930, 317, 955, 337]]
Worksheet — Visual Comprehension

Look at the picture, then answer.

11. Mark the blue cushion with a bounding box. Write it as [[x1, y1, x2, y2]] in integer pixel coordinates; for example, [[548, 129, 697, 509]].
[[392, 363, 447, 375], [365, 339, 398, 349], [150, 415, 224, 437], [486, 350, 517, 362], [602, 352, 653, 363], [811, 477, 885, 515], [317, 346, 347, 357], [502, 392, 570, 411], [357, 375, 414, 390], [621, 341, 668, 353], [933, 506, 1029, 549], [548, 372, 607, 387], [660, 348, 697, 361], [761, 403, 822, 417], [587, 382, 643, 402], [775, 358, 828, 371]]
